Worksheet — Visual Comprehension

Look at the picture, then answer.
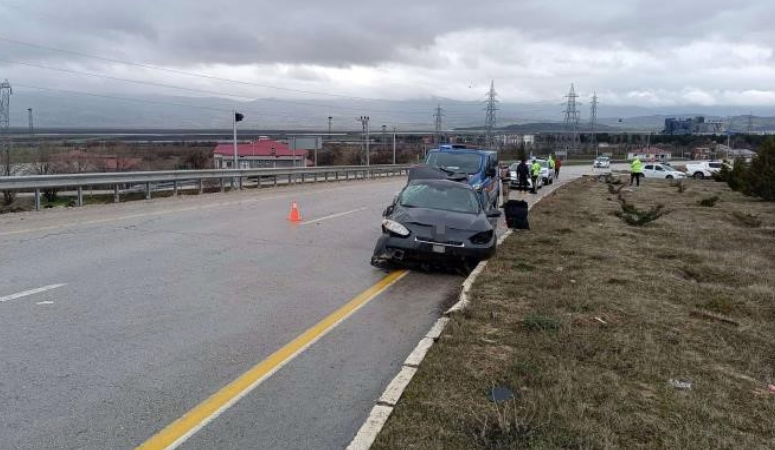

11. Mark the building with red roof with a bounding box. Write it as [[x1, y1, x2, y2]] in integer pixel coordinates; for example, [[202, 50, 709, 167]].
[[212, 137, 309, 169]]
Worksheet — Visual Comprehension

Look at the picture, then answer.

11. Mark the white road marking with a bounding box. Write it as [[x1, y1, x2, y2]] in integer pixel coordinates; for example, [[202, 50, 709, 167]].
[[298, 207, 368, 226], [0, 284, 67, 303], [36, 301, 55, 305]]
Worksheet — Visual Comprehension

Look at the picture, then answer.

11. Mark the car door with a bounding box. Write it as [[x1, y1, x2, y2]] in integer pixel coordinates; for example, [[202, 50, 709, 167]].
[[643, 164, 655, 177]]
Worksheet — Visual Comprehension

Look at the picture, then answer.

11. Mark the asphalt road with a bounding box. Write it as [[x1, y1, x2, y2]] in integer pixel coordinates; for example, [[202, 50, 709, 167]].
[[0, 166, 590, 450]]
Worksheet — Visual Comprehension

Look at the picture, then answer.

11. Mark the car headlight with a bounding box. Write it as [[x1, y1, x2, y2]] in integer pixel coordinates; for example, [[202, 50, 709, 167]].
[[472, 182, 484, 191], [382, 219, 410, 237], [470, 230, 494, 245]]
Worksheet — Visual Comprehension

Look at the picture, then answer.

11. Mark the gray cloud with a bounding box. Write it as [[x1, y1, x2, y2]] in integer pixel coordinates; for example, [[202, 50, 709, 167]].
[[1, 0, 775, 109]]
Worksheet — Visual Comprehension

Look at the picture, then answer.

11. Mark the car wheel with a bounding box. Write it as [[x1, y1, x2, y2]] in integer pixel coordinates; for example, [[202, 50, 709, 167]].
[[693, 172, 704, 180], [666, 175, 673, 179]]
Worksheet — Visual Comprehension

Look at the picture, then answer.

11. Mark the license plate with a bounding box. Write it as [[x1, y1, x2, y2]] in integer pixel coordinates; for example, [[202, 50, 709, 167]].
[[432, 245, 446, 254]]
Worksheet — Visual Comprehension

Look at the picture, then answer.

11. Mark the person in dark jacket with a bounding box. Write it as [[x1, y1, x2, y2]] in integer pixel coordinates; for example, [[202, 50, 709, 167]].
[[516, 159, 530, 192]]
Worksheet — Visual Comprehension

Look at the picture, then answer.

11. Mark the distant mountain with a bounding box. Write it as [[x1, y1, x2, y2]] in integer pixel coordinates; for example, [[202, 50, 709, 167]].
[[7, 89, 775, 131]]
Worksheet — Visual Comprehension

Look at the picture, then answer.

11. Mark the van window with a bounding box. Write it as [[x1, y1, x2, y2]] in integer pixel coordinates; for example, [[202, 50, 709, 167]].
[[426, 152, 482, 174]]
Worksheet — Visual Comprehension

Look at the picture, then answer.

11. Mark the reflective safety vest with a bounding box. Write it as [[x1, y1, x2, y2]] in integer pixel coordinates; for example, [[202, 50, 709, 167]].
[[548, 158, 555, 169], [531, 161, 541, 176], [631, 158, 643, 173]]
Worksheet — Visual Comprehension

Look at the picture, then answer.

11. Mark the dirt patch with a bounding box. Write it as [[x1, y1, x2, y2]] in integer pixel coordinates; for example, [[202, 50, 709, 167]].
[[372, 178, 775, 450]]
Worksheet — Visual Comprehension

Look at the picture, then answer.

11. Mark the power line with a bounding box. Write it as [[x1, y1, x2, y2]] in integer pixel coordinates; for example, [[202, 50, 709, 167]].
[[0, 57, 456, 116], [0, 36, 438, 109], [11, 83, 443, 127]]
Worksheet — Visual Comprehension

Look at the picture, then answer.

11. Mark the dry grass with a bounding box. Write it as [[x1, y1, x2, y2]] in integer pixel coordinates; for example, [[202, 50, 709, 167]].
[[372, 177, 775, 450]]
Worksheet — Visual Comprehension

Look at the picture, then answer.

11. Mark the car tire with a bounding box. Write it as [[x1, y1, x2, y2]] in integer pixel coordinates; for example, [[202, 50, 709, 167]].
[[666, 175, 673, 180], [693, 172, 704, 180]]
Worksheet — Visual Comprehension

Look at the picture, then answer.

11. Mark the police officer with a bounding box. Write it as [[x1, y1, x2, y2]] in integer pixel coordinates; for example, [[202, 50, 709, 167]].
[[630, 156, 644, 186], [530, 159, 541, 193]]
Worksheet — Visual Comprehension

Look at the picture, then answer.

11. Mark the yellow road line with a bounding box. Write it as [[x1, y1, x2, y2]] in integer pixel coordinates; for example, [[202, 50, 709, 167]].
[[134, 269, 409, 450]]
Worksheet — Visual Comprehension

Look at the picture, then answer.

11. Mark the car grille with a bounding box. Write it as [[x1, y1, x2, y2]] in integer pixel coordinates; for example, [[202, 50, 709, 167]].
[[415, 237, 465, 247]]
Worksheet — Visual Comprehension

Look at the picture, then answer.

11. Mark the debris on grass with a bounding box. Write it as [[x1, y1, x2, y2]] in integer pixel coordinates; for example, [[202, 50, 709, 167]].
[[669, 379, 693, 390]]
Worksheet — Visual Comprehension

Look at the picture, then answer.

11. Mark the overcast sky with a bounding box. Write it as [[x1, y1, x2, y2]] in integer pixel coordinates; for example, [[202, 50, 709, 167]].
[[1, 0, 775, 112]]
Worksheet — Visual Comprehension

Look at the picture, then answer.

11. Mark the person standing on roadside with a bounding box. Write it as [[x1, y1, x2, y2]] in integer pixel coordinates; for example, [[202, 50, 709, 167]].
[[530, 159, 541, 194], [516, 158, 529, 192], [548, 155, 556, 180], [554, 156, 562, 180], [630, 156, 644, 186]]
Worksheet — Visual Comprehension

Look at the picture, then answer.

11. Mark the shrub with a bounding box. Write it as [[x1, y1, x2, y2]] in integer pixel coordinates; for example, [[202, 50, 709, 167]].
[[745, 139, 775, 201], [699, 195, 720, 207]]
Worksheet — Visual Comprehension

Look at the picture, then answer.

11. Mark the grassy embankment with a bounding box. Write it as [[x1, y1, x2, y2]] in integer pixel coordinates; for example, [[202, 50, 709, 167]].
[[373, 176, 775, 450]]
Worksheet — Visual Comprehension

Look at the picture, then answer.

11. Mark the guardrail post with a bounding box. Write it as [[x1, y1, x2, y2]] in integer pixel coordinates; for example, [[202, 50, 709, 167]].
[[114, 185, 120, 203], [325, 172, 329, 182], [34, 188, 41, 211], [198, 180, 204, 195], [257, 176, 262, 188], [173, 180, 179, 196], [238, 176, 243, 190], [220, 178, 225, 192], [302, 173, 306, 183], [273, 176, 277, 187], [77, 186, 83, 207], [145, 182, 152, 200]]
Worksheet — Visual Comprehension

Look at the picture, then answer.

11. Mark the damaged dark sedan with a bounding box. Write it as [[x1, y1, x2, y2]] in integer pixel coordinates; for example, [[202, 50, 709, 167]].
[[371, 178, 501, 270]]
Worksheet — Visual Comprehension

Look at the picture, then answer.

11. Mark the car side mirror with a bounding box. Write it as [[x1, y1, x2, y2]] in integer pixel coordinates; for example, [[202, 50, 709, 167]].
[[383, 204, 395, 217], [487, 209, 502, 218]]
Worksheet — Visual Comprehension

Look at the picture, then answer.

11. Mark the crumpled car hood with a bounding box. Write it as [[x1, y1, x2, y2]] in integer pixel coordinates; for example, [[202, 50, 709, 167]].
[[391, 207, 492, 233]]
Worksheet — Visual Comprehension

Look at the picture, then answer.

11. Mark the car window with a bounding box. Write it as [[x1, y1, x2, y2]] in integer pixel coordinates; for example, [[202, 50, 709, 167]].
[[645, 165, 654, 170], [656, 165, 665, 171], [399, 183, 480, 214], [709, 163, 721, 169], [426, 152, 482, 174]]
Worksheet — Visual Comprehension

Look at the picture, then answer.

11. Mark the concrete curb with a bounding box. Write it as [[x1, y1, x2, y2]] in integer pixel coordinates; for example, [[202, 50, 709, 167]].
[[346, 184, 561, 450]]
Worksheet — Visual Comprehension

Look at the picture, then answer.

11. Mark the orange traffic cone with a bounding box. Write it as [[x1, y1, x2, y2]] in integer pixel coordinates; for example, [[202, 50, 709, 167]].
[[287, 201, 302, 222]]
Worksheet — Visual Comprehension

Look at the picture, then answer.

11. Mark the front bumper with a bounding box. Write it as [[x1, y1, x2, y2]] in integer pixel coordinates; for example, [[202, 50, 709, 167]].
[[371, 233, 496, 267]]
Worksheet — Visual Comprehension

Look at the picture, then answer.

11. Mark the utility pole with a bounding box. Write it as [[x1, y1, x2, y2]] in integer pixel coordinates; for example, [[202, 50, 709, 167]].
[[433, 104, 444, 146], [357, 116, 370, 165], [328, 116, 332, 140], [381, 124, 387, 152], [562, 83, 580, 154], [27, 108, 33, 136], [1, 79, 12, 178], [484, 81, 498, 150], [392, 126, 397, 165], [589, 92, 598, 157]]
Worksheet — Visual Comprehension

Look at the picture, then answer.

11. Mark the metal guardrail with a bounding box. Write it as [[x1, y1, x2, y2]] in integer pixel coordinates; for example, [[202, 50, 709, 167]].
[[0, 164, 411, 211]]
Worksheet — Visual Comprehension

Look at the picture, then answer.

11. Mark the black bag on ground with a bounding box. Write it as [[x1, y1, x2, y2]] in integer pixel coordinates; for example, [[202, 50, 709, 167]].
[[504, 200, 530, 230]]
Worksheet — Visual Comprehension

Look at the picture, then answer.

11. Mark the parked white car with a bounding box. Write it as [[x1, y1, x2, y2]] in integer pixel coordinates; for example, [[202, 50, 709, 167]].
[[684, 161, 728, 179], [532, 158, 555, 185], [641, 163, 687, 180], [508, 163, 543, 191], [593, 156, 611, 168]]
